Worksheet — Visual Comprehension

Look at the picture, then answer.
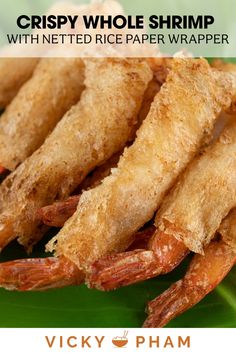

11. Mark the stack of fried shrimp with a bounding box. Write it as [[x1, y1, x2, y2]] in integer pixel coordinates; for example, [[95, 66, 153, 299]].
[[0, 56, 235, 328]]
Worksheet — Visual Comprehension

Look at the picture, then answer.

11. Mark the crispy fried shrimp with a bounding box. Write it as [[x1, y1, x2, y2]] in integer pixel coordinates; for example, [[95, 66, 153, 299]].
[[48, 58, 236, 276], [0, 57, 85, 171], [37, 67, 165, 228], [48, 59, 234, 271], [88, 115, 236, 290], [0, 58, 39, 108], [155, 119, 236, 255], [0, 58, 152, 251], [0, 59, 235, 294]]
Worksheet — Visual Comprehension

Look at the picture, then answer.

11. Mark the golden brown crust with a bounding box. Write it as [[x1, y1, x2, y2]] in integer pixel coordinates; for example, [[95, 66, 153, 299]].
[[133, 78, 161, 135], [0, 58, 152, 251], [38, 151, 123, 227], [49, 58, 236, 271], [0, 58, 39, 108], [78, 150, 122, 192], [37, 63, 165, 228], [110, 58, 167, 143], [156, 120, 236, 254], [0, 58, 85, 171], [218, 209, 236, 252], [211, 59, 236, 114]]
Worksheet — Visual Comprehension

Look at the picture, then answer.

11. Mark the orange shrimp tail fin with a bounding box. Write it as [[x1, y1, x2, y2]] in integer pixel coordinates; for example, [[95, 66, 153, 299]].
[[88, 249, 159, 291], [37, 195, 80, 227], [0, 256, 83, 291], [143, 240, 236, 328], [88, 231, 188, 291]]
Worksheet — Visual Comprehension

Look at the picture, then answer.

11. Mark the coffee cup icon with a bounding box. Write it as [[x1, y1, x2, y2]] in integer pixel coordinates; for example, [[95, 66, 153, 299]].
[[112, 330, 128, 348]]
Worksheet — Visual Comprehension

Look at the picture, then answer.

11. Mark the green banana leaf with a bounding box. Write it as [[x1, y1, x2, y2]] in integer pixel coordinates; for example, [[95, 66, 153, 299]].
[[0, 234, 235, 327]]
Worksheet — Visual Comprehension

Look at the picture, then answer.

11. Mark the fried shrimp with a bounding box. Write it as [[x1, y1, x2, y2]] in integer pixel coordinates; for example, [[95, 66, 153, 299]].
[[37, 64, 166, 228], [0, 58, 235, 293], [154, 119, 236, 254], [0, 58, 152, 251], [0, 57, 85, 171], [0, 58, 39, 108], [56, 58, 234, 274], [89, 118, 236, 290], [143, 208, 236, 327]]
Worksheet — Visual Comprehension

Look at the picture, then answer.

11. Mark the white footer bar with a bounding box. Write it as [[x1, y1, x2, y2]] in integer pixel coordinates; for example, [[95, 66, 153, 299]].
[[0, 328, 235, 354]]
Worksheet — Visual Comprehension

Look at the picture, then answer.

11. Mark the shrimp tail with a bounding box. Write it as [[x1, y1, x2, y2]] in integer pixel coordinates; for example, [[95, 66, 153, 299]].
[[37, 195, 80, 227], [0, 256, 83, 291], [88, 231, 188, 290], [143, 240, 236, 327]]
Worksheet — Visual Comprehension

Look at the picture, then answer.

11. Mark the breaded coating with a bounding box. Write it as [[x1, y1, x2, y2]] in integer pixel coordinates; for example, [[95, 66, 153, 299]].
[[48, 58, 236, 271], [37, 65, 165, 228], [0, 58, 152, 250], [155, 119, 236, 254], [218, 209, 236, 252], [0, 58, 85, 171], [211, 59, 236, 114], [79, 151, 122, 192], [38, 151, 123, 228], [134, 77, 162, 133], [0, 58, 38, 108]]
